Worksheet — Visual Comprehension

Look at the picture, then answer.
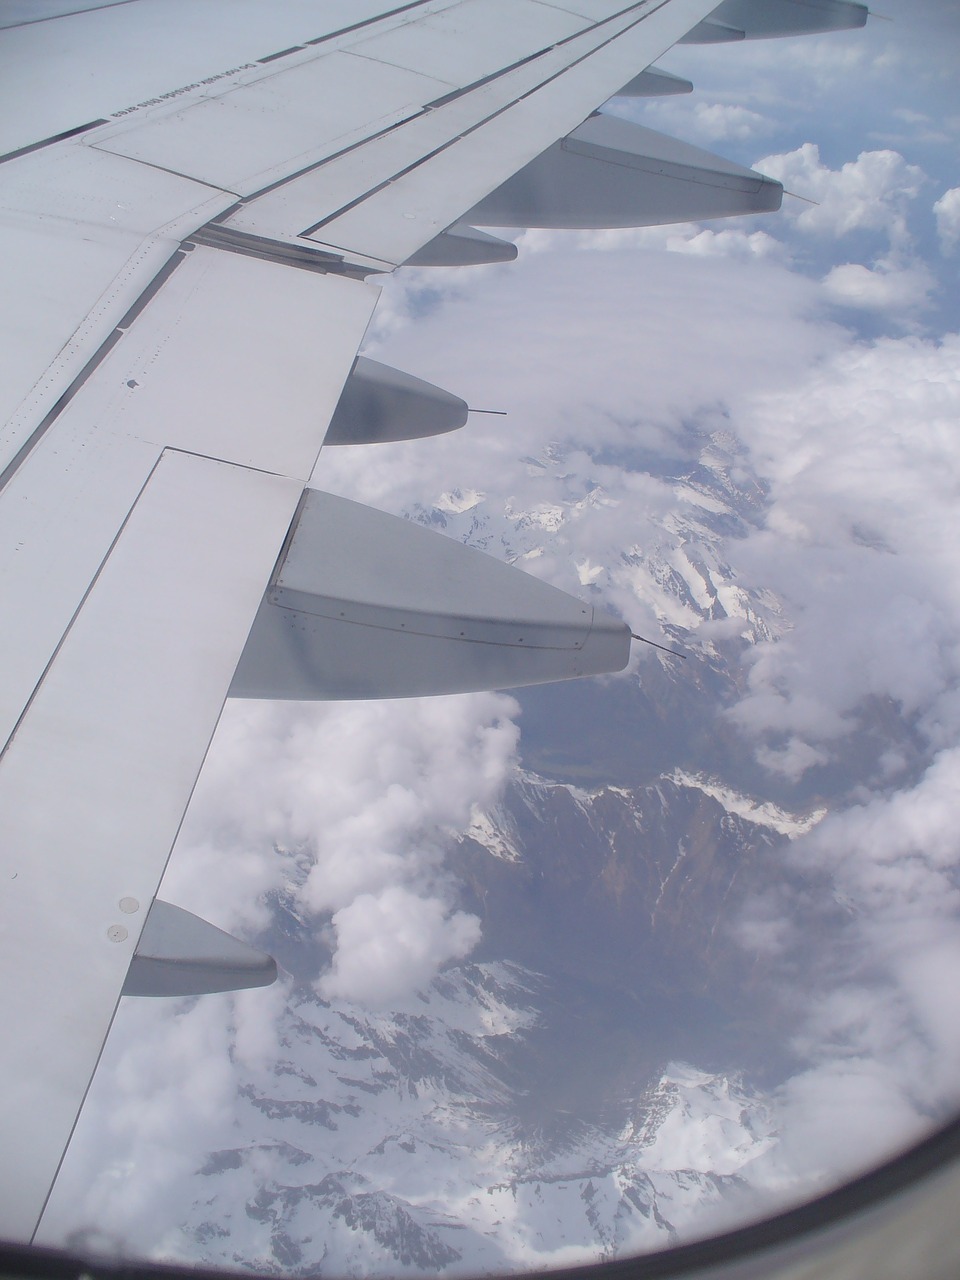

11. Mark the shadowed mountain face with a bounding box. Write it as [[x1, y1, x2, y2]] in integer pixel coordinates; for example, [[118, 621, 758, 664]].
[[452, 772, 817, 1093]]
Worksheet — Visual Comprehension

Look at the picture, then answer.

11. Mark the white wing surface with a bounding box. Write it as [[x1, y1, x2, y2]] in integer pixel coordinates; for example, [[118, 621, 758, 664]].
[[0, 0, 866, 1243]]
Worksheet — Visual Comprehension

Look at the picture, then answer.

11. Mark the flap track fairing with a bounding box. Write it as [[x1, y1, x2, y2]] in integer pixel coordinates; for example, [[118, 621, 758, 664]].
[[122, 901, 277, 997], [466, 114, 782, 230], [699, 0, 868, 40], [324, 356, 468, 446], [404, 225, 519, 267], [230, 490, 631, 700], [615, 67, 694, 98]]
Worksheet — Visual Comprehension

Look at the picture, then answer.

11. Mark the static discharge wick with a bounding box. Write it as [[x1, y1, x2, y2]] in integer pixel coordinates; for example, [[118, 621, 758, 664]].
[[631, 633, 688, 661], [783, 189, 820, 206]]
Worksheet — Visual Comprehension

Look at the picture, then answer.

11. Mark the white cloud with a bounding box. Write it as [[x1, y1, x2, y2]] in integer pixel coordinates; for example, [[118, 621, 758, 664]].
[[933, 186, 960, 254], [741, 747, 960, 1194], [623, 98, 773, 144], [726, 333, 960, 763], [515, 223, 785, 261], [758, 143, 927, 246], [166, 695, 518, 1005], [317, 887, 482, 1006], [821, 259, 935, 313]]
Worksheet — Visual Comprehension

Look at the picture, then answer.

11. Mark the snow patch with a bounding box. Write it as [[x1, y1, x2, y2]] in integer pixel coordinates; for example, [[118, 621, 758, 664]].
[[669, 771, 825, 837]]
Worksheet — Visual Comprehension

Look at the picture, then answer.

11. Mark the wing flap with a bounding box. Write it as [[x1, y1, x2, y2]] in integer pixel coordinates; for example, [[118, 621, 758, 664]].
[[0, 451, 302, 1239], [90, 49, 451, 194], [0, 249, 379, 754]]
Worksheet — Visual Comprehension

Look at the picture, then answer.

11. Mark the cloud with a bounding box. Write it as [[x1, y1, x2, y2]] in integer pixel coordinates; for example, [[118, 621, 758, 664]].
[[933, 186, 960, 254], [739, 747, 960, 1195], [322, 243, 835, 518], [617, 98, 773, 144], [166, 695, 518, 1005], [43, 695, 520, 1242], [317, 887, 482, 1006], [724, 332, 960, 765], [758, 143, 927, 246], [821, 259, 935, 313], [515, 223, 785, 262]]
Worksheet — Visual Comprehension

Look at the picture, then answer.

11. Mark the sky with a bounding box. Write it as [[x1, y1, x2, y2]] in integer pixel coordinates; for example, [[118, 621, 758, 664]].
[[42, 0, 960, 1265]]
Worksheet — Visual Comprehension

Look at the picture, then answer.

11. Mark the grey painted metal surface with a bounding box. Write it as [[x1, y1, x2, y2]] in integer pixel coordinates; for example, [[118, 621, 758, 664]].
[[678, 18, 746, 44], [231, 490, 632, 699], [616, 65, 694, 97], [0, 453, 302, 1240], [324, 356, 469, 445], [122, 901, 277, 997], [468, 113, 782, 229], [708, 0, 869, 40], [405, 224, 519, 266]]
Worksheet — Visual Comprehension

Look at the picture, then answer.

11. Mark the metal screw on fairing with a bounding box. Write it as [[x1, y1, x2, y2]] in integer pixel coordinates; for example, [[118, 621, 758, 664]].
[[107, 925, 128, 943]]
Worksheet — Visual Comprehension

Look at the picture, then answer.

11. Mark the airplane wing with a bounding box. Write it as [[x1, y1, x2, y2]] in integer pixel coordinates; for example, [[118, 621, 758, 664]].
[[0, 0, 867, 1243]]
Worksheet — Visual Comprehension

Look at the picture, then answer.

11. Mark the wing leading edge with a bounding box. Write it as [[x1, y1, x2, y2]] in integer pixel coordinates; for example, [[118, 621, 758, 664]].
[[0, 0, 868, 1243]]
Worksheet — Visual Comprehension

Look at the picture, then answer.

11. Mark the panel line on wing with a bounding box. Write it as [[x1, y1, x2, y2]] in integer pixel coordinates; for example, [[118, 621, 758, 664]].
[[0, 119, 107, 166], [0, 451, 163, 763], [257, 46, 304, 65], [0, 329, 123, 496], [303, 0, 442, 48], [300, 0, 672, 237], [228, 0, 656, 218], [231, 104, 433, 206], [0, 247, 193, 496], [420, 0, 654, 108]]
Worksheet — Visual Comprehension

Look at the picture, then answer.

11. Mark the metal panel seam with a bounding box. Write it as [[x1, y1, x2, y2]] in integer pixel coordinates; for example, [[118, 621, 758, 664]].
[[300, 0, 674, 236], [0, 452, 163, 763]]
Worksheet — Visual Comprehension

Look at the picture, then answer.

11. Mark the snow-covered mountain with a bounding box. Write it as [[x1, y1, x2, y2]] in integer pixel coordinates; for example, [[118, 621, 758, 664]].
[[170, 960, 779, 1276], [59, 429, 834, 1273], [161, 749, 823, 1275]]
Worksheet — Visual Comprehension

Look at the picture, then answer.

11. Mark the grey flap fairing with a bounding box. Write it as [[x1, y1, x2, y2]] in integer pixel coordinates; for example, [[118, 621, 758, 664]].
[[467, 114, 782, 230], [615, 67, 694, 98], [404, 225, 519, 267], [230, 490, 631, 700], [679, 19, 746, 43], [324, 357, 468, 446], [122, 900, 277, 997], [701, 0, 868, 39]]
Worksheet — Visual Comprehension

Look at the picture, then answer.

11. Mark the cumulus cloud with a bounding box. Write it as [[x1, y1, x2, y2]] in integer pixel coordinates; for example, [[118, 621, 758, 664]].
[[167, 695, 518, 1005], [321, 244, 836, 521], [43, 695, 519, 1240], [933, 186, 960, 254], [318, 887, 482, 1006], [739, 748, 960, 1195], [821, 259, 935, 313], [758, 143, 927, 247], [619, 98, 773, 144], [726, 333, 960, 766]]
